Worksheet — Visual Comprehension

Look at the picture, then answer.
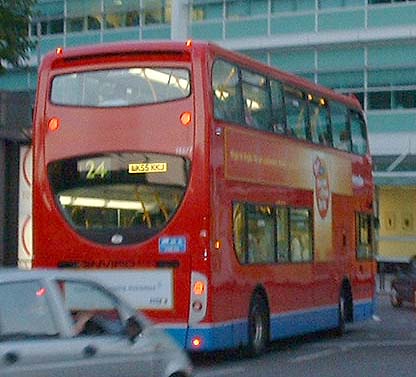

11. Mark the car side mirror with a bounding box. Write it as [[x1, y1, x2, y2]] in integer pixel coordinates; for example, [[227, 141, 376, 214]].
[[126, 316, 142, 343]]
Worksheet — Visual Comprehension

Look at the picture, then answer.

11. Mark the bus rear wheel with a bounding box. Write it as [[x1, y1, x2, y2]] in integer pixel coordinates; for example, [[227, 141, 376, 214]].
[[247, 294, 269, 357]]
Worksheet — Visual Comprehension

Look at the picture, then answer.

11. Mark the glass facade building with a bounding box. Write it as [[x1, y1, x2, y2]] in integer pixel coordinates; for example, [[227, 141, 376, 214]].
[[1, 0, 416, 264]]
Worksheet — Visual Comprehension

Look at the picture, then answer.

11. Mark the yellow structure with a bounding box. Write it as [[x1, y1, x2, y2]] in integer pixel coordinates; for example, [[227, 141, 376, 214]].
[[378, 187, 416, 263]]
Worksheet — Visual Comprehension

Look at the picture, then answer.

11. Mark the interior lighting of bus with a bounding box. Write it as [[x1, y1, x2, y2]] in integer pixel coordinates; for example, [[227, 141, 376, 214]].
[[180, 111, 192, 126], [128, 68, 189, 91], [193, 280, 205, 296], [214, 89, 229, 100], [48, 117, 60, 131], [59, 196, 145, 211], [214, 88, 260, 110], [245, 98, 260, 110]]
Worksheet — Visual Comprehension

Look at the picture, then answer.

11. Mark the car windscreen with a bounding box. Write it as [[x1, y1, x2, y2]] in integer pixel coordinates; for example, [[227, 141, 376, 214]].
[[51, 67, 191, 107]]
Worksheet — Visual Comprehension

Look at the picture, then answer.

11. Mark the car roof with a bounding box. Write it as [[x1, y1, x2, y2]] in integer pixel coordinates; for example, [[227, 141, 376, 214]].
[[0, 268, 101, 284]]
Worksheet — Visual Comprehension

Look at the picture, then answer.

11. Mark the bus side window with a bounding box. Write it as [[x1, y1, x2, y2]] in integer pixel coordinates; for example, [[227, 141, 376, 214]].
[[270, 79, 287, 134], [212, 60, 243, 124], [309, 97, 331, 146], [241, 70, 271, 132], [350, 110, 368, 155], [276, 207, 289, 262], [233, 203, 247, 264], [330, 102, 351, 152], [284, 86, 309, 141], [289, 208, 313, 263], [246, 205, 275, 264]]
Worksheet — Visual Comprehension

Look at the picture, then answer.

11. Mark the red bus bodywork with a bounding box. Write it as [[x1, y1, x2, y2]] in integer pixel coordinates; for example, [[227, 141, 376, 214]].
[[32, 41, 376, 352]]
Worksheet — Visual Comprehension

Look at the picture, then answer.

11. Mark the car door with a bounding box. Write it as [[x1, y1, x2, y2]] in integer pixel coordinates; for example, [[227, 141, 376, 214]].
[[0, 279, 84, 377], [57, 279, 154, 377]]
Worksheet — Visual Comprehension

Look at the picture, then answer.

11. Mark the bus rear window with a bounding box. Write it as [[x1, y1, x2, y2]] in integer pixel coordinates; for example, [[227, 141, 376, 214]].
[[50, 68, 191, 107], [48, 153, 189, 245]]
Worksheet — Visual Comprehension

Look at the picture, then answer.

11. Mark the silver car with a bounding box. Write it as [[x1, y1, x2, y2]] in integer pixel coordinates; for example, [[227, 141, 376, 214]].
[[0, 269, 193, 377]]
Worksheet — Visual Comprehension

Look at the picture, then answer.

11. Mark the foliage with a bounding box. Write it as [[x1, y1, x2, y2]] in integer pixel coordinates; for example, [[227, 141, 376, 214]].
[[0, 0, 37, 74]]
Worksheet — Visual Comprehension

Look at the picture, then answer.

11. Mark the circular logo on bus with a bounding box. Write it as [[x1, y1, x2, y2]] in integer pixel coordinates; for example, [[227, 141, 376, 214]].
[[313, 157, 330, 219], [111, 234, 124, 244]]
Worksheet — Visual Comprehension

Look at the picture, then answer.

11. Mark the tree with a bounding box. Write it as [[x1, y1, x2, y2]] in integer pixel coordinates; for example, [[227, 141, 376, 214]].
[[0, 0, 37, 74]]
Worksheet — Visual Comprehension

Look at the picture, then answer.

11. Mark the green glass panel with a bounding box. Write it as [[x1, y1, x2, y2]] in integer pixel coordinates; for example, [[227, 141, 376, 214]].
[[226, 0, 268, 18], [318, 48, 364, 70], [368, 44, 416, 68], [271, 14, 315, 34], [142, 27, 170, 39], [271, 50, 315, 72], [103, 29, 141, 43], [318, 71, 364, 89], [368, 68, 416, 87], [39, 36, 65, 55], [319, 0, 364, 8], [318, 10, 365, 30], [190, 22, 223, 40], [241, 51, 268, 64], [368, 4, 416, 27], [104, 0, 139, 12], [271, 0, 296, 12], [367, 112, 416, 133], [0, 71, 31, 91], [67, 0, 101, 16], [66, 33, 101, 47], [226, 19, 267, 38], [192, 1, 223, 21], [33, 0, 64, 17]]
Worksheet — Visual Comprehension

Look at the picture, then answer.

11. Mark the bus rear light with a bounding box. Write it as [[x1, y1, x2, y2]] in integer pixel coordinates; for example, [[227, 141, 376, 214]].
[[186, 39, 193, 47], [48, 117, 61, 131], [193, 280, 205, 296], [55, 47, 64, 55], [189, 272, 208, 324], [180, 112, 192, 126]]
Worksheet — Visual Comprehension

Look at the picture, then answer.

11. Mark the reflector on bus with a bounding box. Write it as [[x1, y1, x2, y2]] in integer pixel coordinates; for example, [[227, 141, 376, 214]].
[[180, 112, 192, 126], [48, 117, 60, 131]]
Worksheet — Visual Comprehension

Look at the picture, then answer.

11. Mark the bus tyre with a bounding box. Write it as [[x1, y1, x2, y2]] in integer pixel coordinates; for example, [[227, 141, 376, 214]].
[[390, 287, 402, 308], [247, 295, 269, 357]]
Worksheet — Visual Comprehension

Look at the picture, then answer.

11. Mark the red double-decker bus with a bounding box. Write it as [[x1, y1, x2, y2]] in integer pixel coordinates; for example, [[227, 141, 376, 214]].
[[32, 40, 376, 355]]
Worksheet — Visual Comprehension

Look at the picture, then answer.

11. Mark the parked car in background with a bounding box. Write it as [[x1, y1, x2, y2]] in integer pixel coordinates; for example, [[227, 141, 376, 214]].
[[390, 256, 416, 308], [0, 269, 193, 377]]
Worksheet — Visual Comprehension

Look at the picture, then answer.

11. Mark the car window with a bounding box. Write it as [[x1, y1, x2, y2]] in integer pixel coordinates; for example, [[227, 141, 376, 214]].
[[0, 280, 58, 340], [57, 280, 125, 337]]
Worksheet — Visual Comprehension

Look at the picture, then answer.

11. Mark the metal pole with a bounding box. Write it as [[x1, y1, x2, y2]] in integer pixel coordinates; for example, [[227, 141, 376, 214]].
[[171, 0, 189, 40]]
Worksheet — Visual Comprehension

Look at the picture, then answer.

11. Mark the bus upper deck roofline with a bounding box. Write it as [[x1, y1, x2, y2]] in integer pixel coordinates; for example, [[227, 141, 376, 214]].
[[42, 39, 362, 112]]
